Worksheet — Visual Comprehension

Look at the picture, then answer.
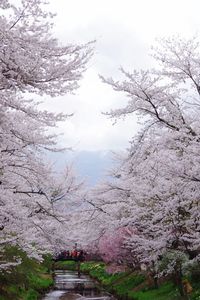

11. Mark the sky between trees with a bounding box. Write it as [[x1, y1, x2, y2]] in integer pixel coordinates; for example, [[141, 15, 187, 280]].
[[46, 0, 200, 153], [1, 3, 200, 296]]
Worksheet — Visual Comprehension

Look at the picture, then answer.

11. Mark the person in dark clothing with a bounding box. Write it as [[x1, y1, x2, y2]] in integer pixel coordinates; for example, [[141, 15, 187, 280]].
[[77, 250, 85, 262]]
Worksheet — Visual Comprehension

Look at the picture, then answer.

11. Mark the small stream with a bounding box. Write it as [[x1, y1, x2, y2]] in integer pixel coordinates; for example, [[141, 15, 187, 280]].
[[42, 270, 115, 300]]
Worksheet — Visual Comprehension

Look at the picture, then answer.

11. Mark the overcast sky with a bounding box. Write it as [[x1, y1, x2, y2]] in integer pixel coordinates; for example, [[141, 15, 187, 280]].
[[46, 0, 200, 153]]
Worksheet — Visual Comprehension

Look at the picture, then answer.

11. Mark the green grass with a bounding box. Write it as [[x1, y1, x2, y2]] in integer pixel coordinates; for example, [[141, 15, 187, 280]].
[[112, 273, 145, 297], [190, 282, 200, 300], [22, 289, 39, 300], [54, 260, 77, 270], [79, 261, 145, 297], [0, 247, 53, 300], [129, 282, 181, 300], [28, 273, 53, 290], [79, 261, 200, 300], [0, 272, 53, 300]]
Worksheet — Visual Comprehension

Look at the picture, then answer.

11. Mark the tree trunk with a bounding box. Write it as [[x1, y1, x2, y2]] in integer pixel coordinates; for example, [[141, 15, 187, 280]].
[[153, 276, 159, 289], [175, 265, 189, 300]]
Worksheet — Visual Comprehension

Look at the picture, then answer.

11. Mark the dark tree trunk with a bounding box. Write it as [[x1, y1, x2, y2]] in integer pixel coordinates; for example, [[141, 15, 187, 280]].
[[175, 264, 189, 300], [153, 276, 159, 289]]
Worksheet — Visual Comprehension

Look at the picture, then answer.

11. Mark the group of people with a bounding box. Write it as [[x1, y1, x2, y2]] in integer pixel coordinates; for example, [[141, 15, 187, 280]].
[[54, 247, 85, 262]]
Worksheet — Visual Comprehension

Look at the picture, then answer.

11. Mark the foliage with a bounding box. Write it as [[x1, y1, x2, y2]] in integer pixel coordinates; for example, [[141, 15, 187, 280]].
[[129, 282, 181, 300], [42, 254, 53, 273], [87, 35, 200, 297], [191, 284, 200, 300], [54, 260, 77, 270], [80, 261, 145, 295], [0, 0, 92, 269], [112, 273, 146, 296], [98, 227, 134, 264], [0, 246, 53, 300], [58, 260, 200, 300], [23, 289, 38, 300]]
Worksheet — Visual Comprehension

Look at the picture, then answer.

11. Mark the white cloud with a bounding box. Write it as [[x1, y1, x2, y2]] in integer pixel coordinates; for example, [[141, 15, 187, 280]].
[[45, 0, 200, 151]]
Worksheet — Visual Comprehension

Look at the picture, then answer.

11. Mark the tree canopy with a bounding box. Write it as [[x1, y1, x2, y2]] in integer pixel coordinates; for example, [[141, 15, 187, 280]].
[[0, 0, 92, 270]]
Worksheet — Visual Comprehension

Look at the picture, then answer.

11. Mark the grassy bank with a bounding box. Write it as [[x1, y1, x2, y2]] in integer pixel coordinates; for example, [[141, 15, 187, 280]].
[[55, 261, 200, 300], [0, 247, 53, 300], [54, 260, 77, 270]]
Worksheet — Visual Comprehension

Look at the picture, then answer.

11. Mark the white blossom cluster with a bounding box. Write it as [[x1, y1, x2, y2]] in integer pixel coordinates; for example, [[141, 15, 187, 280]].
[[0, 0, 92, 270], [89, 36, 200, 278]]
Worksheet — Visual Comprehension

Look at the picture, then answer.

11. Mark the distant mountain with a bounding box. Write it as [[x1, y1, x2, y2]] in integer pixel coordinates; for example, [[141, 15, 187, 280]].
[[48, 150, 114, 186], [73, 151, 113, 185]]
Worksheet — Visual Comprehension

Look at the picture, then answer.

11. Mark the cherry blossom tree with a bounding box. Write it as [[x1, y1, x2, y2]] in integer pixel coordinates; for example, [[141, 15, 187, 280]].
[[96, 36, 200, 296], [98, 227, 136, 266], [0, 0, 92, 270]]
